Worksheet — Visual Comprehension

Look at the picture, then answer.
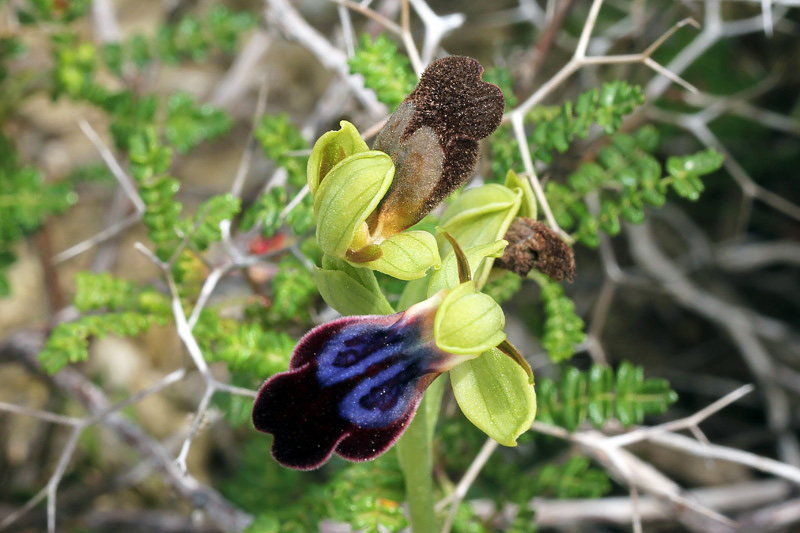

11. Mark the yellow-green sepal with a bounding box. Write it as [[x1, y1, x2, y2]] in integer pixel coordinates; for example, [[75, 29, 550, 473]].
[[439, 184, 522, 287], [358, 230, 441, 281], [314, 150, 394, 258], [450, 347, 537, 446], [504, 169, 537, 219], [307, 120, 369, 195], [434, 281, 506, 355], [313, 254, 395, 316], [428, 239, 508, 296]]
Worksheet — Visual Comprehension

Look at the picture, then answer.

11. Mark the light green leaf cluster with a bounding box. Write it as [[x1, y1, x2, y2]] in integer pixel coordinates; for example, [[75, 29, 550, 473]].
[[547, 125, 723, 246], [266, 256, 319, 324], [128, 127, 183, 260], [197, 318, 295, 378], [0, 134, 76, 297], [181, 193, 241, 252], [530, 81, 645, 163], [488, 81, 645, 181], [532, 273, 585, 363], [536, 362, 678, 431], [17, 0, 91, 23], [348, 34, 416, 109], [165, 92, 232, 154], [38, 273, 171, 374], [38, 313, 166, 374], [255, 113, 309, 188]]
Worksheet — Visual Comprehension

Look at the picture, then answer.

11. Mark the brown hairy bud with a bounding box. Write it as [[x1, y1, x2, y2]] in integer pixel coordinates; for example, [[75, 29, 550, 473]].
[[496, 218, 576, 282], [372, 56, 505, 236]]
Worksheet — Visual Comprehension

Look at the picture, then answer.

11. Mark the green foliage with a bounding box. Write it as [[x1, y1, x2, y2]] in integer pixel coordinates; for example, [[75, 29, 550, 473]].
[[488, 81, 644, 181], [197, 317, 294, 379], [266, 256, 318, 323], [537, 362, 678, 431], [128, 127, 182, 260], [38, 312, 165, 374], [240, 186, 288, 237], [156, 7, 255, 64], [532, 455, 611, 499], [165, 92, 232, 153], [208, 6, 258, 54], [348, 34, 416, 109], [531, 81, 645, 163], [667, 148, 725, 200], [17, 0, 91, 23], [255, 114, 309, 188], [547, 126, 723, 246], [225, 438, 406, 533], [102, 91, 159, 150], [50, 33, 98, 99], [73, 272, 170, 315], [285, 193, 315, 236], [532, 273, 584, 363], [181, 193, 240, 252], [38, 273, 170, 374], [0, 135, 76, 297]]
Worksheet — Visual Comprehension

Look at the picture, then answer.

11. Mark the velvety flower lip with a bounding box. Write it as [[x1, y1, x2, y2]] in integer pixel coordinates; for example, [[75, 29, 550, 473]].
[[251, 296, 464, 470]]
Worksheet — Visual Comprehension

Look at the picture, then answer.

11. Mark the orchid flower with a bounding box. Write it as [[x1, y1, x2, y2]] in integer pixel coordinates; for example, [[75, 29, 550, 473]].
[[253, 56, 547, 470], [253, 238, 531, 470]]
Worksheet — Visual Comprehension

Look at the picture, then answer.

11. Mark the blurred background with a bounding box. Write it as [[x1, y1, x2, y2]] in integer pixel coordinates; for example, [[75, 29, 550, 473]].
[[1, 0, 799, 531]]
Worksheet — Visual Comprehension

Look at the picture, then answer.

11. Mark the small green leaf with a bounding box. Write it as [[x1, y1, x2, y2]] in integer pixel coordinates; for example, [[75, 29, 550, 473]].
[[314, 254, 394, 316], [451, 347, 536, 446], [307, 120, 369, 195], [434, 281, 506, 355], [360, 230, 441, 280], [314, 151, 394, 257]]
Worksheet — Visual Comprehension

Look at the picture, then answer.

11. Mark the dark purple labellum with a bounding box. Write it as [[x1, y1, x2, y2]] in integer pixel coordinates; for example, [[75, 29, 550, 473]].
[[251, 309, 452, 470]]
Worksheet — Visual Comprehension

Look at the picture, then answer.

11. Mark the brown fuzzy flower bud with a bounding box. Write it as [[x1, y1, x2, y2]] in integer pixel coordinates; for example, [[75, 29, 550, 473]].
[[371, 56, 505, 237], [496, 218, 576, 282]]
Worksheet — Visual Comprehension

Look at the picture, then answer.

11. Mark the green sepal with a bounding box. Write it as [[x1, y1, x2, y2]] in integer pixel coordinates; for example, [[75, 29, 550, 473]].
[[358, 230, 441, 281], [439, 184, 522, 288], [313, 254, 395, 316], [428, 239, 507, 296], [314, 150, 394, 257], [450, 347, 537, 446], [307, 120, 369, 195], [504, 169, 537, 219], [434, 281, 506, 355]]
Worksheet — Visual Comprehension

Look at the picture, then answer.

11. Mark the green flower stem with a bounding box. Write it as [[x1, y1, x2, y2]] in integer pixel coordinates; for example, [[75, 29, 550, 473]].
[[396, 377, 445, 533]]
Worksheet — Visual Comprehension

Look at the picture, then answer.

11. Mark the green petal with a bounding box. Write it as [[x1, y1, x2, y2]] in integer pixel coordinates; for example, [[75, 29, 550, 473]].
[[307, 120, 369, 195], [313, 254, 394, 316], [434, 281, 506, 355], [359, 230, 441, 280], [314, 150, 394, 257], [439, 184, 522, 288], [450, 347, 537, 446]]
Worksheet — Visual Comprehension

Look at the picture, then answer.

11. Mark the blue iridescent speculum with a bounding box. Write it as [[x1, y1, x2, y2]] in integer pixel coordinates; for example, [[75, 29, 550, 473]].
[[252, 292, 476, 470]]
